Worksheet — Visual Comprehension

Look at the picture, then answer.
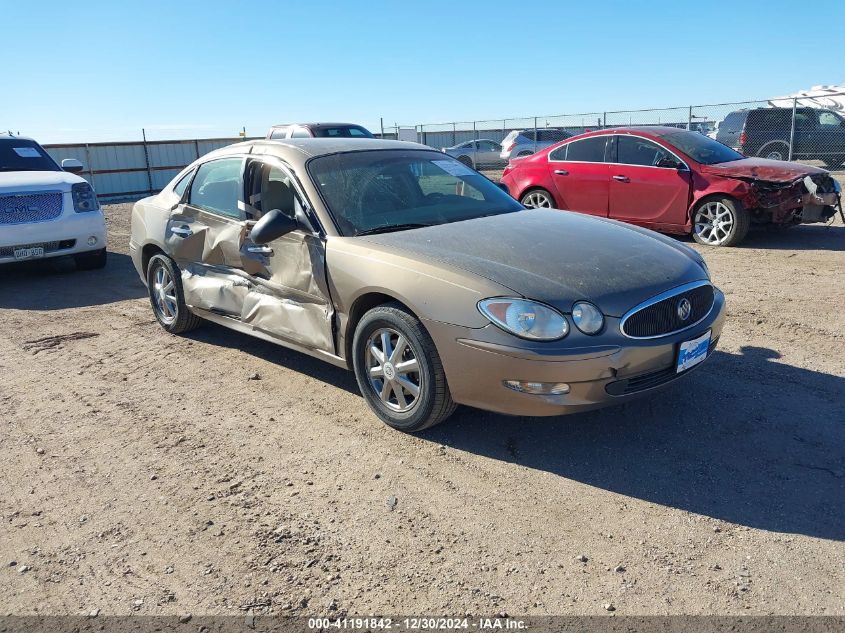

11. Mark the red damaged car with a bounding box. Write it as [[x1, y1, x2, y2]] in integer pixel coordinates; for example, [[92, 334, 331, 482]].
[[500, 126, 843, 246]]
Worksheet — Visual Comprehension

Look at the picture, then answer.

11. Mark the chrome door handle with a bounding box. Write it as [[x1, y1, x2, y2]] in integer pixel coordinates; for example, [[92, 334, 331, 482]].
[[613, 175, 630, 182], [171, 226, 192, 237], [247, 245, 273, 256], [554, 169, 569, 175]]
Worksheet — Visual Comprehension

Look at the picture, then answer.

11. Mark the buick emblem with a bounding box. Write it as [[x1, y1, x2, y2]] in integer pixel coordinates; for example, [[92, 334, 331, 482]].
[[677, 297, 692, 321]]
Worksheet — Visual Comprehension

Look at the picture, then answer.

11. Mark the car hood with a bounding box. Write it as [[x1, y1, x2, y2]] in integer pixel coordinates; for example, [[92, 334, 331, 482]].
[[357, 209, 708, 317], [700, 158, 828, 182], [0, 170, 85, 194]]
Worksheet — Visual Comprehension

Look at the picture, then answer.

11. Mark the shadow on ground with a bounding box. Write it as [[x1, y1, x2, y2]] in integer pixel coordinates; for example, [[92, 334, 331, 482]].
[[186, 322, 361, 396], [675, 223, 845, 251], [421, 345, 845, 541], [191, 322, 845, 541], [0, 252, 145, 309]]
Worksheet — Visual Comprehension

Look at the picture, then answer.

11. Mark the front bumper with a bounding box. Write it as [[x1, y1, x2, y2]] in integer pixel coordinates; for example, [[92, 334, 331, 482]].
[[425, 289, 726, 417], [0, 211, 107, 264]]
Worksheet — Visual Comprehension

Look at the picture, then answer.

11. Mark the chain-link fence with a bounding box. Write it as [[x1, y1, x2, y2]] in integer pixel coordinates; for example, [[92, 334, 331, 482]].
[[408, 93, 845, 174]]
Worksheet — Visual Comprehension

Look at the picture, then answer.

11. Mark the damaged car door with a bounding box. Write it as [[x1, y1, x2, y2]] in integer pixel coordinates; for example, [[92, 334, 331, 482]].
[[237, 157, 334, 352], [166, 155, 335, 353], [166, 157, 252, 316]]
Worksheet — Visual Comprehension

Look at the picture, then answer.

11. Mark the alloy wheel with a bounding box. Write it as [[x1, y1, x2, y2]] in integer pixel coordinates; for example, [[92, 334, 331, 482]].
[[152, 263, 178, 324], [522, 191, 553, 208], [694, 201, 735, 246], [365, 327, 422, 412]]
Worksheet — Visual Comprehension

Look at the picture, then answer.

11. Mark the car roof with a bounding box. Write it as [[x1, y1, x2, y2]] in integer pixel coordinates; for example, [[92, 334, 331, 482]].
[[269, 122, 368, 129], [0, 133, 36, 141], [205, 138, 434, 170]]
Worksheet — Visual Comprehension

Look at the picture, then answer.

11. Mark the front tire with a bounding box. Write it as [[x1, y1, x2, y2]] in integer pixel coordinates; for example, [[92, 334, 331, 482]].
[[692, 197, 750, 247], [146, 254, 202, 334], [352, 303, 456, 432]]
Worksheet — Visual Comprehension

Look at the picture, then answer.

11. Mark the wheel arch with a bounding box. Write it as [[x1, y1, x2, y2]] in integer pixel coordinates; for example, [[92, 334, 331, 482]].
[[343, 291, 416, 366], [141, 242, 167, 278], [520, 186, 558, 208]]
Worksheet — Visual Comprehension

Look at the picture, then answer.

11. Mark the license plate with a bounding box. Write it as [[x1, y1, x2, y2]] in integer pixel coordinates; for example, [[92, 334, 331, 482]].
[[677, 329, 711, 374], [14, 246, 45, 261]]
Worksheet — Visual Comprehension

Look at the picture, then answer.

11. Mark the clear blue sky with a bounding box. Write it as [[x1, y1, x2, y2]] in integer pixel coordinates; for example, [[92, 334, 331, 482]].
[[3, 0, 843, 143]]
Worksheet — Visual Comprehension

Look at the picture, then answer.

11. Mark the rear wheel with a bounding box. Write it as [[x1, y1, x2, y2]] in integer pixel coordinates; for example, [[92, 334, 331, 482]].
[[757, 141, 789, 161], [520, 188, 555, 209], [146, 254, 202, 334], [74, 248, 107, 270], [692, 197, 750, 247], [352, 303, 456, 432]]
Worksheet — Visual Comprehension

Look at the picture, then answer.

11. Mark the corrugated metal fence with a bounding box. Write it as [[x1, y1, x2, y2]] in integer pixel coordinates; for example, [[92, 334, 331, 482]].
[[43, 137, 259, 201]]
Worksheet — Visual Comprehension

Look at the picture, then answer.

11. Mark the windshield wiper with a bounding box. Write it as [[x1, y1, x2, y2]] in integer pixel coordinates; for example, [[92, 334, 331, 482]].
[[356, 223, 432, 236]]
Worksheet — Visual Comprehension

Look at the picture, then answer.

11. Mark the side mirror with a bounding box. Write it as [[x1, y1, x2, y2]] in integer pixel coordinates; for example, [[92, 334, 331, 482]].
[[656, 157, 684, 170], [61, 158, 84, 173], [249, 209, 298, 244]]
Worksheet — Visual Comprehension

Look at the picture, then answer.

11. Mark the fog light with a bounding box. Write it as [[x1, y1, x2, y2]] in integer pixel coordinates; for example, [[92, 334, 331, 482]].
[[504, 380, 570, 395], [87, 236, 98, 246]]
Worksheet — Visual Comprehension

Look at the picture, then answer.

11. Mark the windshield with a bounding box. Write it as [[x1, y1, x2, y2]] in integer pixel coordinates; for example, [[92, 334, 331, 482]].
[[0, 139, 61, 172], [663, 131, 744, 165], [308, 150, 523, 236], [311, 126, 373, 138]]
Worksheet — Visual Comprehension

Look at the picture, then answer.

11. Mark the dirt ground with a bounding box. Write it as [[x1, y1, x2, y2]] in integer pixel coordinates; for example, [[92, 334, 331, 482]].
[[1, 203, 843, 617]]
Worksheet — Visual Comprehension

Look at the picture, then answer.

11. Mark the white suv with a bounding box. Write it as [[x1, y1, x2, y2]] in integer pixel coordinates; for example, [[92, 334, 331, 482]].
[[0, 134, 107, 269]]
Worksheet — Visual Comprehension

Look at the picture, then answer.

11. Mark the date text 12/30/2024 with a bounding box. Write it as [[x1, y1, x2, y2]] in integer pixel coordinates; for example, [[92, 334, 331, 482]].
[[307, 618, 527, 630]]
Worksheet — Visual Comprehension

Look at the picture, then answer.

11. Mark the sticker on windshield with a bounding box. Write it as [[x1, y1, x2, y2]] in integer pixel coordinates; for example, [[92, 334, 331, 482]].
[[13, 147, 42, 158], [432, 159, 475, 177]]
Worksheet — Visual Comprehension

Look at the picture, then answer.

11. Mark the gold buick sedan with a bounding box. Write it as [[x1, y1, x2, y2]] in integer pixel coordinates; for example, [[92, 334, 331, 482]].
[[129, 139, 724, 432]]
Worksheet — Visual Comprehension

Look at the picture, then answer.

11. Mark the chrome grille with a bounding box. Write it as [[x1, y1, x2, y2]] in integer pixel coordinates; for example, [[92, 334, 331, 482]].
[[0, 192, 63, 225], [621, 282, 715, 338], [0, 240, 75, 258]]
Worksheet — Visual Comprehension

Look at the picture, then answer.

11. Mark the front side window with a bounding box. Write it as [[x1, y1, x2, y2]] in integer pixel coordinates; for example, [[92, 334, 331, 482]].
[[478, 141, 499, 151], [0, 139, 61, 172], [308, 150, 522, 236], [562, 136, 608, 162], [247, 161, 298, 219], [189, 158, 242, 218], [819, 111, 844, 127], [617, 136, 675, 167], [269, 127, 290, 139]]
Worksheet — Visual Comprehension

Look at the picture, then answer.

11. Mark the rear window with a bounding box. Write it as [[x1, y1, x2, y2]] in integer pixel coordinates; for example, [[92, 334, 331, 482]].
[[720, 111, 747, 130], [561, 136, 608, 162], [0, 139, 61, 172]]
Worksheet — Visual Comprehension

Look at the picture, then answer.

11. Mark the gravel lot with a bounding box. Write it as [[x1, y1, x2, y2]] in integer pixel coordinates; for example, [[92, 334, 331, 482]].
[[1, 202, 843, 617]]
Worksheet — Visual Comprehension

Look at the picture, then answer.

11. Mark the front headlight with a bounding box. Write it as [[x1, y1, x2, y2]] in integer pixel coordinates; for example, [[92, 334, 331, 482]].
[[571, 302, 604, 334], [72, 182, 99, 212], [478, 298, 569, 341]]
